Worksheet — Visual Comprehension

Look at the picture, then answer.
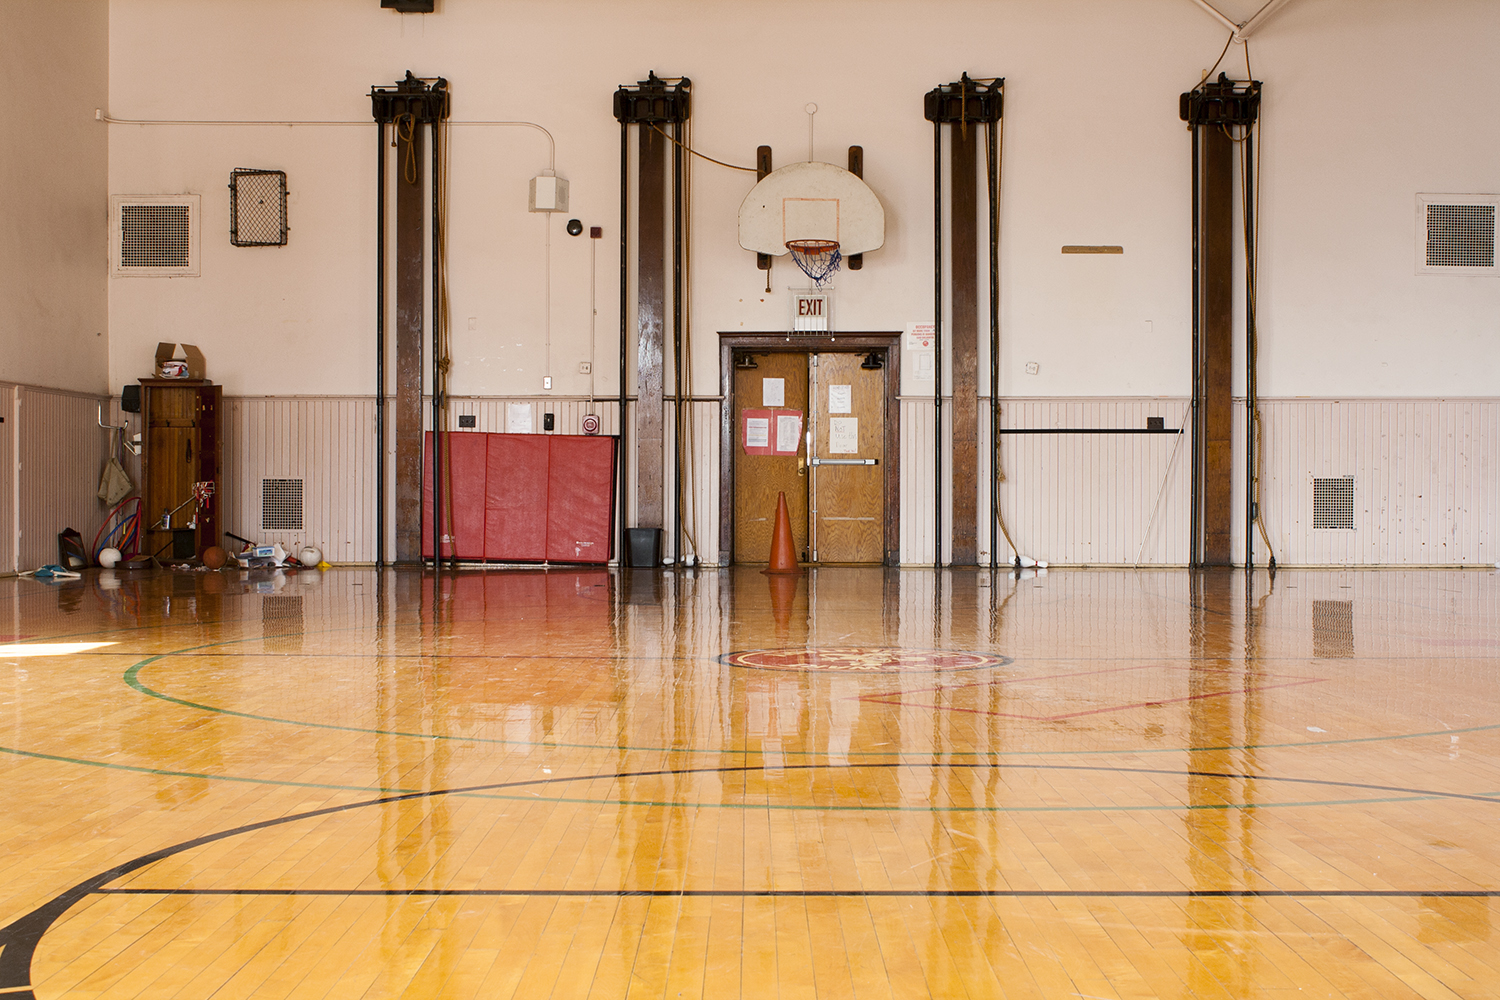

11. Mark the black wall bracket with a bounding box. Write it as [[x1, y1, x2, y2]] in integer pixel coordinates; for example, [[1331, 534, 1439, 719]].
[[370, 71, 450, 124], [1180, 73, 1261, 128], [924, 73, 1004, 125], [613, 71, 691, 125]]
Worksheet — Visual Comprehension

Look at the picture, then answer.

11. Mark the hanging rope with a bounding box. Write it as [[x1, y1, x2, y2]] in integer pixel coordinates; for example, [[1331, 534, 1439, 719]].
[[646, 123, 756, 172], [395, 114, 418, 185]]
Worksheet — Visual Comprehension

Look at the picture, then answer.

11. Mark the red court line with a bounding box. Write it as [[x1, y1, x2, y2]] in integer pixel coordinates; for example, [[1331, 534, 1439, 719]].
[[858, 663, 1325, 704], [857, 664, 1159, 703], [861, 677, 1327, 722]]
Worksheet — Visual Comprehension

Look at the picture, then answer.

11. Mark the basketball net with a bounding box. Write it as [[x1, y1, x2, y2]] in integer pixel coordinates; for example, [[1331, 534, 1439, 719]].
[[786, 239, 841, 288]]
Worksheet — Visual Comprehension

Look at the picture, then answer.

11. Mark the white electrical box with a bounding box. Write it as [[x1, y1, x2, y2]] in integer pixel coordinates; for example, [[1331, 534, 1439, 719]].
[[529, 176, 569, 213]]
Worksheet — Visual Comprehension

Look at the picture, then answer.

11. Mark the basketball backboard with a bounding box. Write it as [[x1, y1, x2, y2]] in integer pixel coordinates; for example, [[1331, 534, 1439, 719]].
[[738, 161, 885, 257]]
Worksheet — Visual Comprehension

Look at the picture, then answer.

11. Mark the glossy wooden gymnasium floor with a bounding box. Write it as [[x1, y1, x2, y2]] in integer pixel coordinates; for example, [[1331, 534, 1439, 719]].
[[2, 565, 1499, 999]]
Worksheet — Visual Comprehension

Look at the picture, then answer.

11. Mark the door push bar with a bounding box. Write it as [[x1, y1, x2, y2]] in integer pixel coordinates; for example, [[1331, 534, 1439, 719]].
[[810, 458, 879, 466]]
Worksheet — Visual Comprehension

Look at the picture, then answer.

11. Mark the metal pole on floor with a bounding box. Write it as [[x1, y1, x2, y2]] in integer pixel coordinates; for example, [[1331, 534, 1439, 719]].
[[375, 120, 386, 569], [933, 118, 944, 571]]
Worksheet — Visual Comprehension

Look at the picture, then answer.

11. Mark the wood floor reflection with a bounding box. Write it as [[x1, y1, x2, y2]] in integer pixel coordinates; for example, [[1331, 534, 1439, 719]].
[[2, 565, 1499, 998]]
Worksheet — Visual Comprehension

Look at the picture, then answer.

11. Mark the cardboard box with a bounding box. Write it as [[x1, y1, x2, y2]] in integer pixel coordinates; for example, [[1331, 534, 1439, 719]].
[[154, 342, 206, 380]]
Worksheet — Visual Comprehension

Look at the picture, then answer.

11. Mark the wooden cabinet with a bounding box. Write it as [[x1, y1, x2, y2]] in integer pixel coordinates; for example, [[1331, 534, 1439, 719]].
[[139, 379, 221, 560]]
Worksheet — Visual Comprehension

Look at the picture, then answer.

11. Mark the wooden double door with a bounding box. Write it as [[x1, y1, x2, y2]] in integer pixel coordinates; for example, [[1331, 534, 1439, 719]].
[[732, 351, 888, 564]]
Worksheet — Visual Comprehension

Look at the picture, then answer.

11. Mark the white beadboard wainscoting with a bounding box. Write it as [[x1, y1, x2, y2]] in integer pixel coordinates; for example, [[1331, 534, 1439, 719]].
[[900, 397, 1191, 567], [3, 384, 114, 573], [1255, 398, 1498, 567], [221, 396, 380, 565], [900, 396, 1496, 568], [996, 397, 1192, 568], [0, 385, 15, 573], [9, 390, 1487, 572]]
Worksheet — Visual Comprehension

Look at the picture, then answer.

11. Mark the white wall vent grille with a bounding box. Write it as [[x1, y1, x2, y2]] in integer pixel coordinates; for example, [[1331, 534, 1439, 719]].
[[1312, 476, 1355, 530], [261, 478, 304, 531], [111, 195, 201, 276], [1417, 194, 1497, 272]]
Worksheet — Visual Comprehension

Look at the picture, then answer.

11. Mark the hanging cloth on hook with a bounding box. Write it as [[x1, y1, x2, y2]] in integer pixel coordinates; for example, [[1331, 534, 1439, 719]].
[[97, 427, 134, 506]]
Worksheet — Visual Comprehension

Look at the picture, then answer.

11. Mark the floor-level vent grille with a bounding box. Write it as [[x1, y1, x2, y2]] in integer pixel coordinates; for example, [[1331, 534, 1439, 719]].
[[262, 478, 304, 531], [1313, 476, 1354, 530]]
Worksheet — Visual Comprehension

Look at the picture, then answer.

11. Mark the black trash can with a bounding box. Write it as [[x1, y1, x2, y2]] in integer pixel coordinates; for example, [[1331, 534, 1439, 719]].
[[626, 528, 662, 567]]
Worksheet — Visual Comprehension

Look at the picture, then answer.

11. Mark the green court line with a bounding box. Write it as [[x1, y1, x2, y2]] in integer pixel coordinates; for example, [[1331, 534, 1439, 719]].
[[418, 792, 1459, 814], [121, 638, 1500, 759], [0, 743, 414, 795], [0, 744, 1480, 814]]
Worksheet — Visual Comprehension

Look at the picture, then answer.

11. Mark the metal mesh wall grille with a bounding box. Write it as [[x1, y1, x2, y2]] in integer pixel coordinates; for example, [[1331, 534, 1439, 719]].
[[1426, 203, 1495, 267], [120, 205, 192, 268], [230, 169, 288, 247], [1313, 476, 1355, 530], [1312, 599, 1355, 659], [261, 478, 304, 531]]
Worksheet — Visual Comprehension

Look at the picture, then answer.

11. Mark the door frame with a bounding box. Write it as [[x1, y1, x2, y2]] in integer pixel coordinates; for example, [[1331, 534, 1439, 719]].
[[718, 331, 902, 566]]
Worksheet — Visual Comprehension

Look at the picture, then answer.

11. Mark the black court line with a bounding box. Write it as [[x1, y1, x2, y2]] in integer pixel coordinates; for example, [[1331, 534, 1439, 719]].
[[5, 759, 1500, 994], [94, 887, 1500, 899]]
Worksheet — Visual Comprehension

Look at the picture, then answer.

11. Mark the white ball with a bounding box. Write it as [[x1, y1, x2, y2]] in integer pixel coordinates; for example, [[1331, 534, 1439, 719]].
[[98, 547, 121, 568], [298, 546, 322, 566]]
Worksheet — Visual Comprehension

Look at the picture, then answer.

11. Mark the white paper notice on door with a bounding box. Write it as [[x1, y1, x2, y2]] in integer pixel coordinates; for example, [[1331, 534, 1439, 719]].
[[829, 417, 859, 454], [507, 402, 533, 433], [745, 417, 770, 449], [776, 413, 802, 453], [762, 377, 785, 407], [828, 384, 852, 414]]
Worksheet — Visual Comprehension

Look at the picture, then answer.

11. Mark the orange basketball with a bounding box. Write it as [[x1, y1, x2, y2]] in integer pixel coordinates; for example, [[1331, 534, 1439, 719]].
[[202, 545, 228, 569]]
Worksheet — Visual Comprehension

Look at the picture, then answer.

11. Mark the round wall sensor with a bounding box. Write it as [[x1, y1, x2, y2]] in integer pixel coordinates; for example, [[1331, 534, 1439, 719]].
[[566, 218, 583, 236]]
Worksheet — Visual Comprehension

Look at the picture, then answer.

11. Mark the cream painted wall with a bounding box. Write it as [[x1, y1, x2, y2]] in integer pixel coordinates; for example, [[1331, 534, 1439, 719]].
[[1, 0, 109, 394], [105, 0, 1500, 400]]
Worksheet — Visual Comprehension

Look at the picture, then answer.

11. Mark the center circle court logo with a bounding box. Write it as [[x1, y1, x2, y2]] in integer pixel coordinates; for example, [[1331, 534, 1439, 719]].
[[720, 647, 1008, 673]]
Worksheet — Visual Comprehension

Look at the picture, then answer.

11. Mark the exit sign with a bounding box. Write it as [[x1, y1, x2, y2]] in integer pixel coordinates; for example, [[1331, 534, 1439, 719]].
[[792, 291, 831, 331]]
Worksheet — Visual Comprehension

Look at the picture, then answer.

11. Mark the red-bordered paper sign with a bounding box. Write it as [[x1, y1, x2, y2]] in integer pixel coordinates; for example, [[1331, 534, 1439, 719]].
[[742, 408, 803, 456]]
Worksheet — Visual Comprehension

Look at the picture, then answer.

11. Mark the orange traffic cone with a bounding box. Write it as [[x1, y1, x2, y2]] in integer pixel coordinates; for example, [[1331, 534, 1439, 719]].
[[763, 491, 801, 575]]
